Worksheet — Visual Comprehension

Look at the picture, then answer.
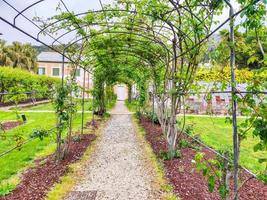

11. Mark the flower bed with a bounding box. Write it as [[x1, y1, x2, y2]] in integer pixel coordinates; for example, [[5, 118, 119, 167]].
[[139, 115, 267, 200]]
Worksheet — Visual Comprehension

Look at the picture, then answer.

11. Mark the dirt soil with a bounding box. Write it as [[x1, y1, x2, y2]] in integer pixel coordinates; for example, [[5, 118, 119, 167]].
[[0, 134, 96, 200], [139, 115, 267, 200], [1, 121, 23, 130]]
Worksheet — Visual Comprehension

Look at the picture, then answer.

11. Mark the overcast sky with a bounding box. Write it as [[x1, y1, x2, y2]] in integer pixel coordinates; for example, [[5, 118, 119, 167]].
[[0, 0, 241, 45]]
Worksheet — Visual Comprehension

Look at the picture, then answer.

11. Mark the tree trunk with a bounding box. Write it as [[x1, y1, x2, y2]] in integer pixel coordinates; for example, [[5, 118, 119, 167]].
[[255, 28, 265, 57], [128, 84, 132, 103]]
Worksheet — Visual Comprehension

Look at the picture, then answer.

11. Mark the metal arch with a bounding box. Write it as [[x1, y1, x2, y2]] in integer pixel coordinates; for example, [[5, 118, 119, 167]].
[[86, 33, 170, 62], [83, 45, 166, 69], [13, 0, 45, 25], [63, 30, 173, 56], [169, 0, 210, 31], [2, 0, 63, 46], [61, 32, 169, 69], [175, 0, 262, 60], [6, 0, 218, 51], [12, 0, 180, 37], [36, 9, 192, 43], [51, 21, 175, 47], [85, 45, 167, 65], [83, 50, 158, 73]]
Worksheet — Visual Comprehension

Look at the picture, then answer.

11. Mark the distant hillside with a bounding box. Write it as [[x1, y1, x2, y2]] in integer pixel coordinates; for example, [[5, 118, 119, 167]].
[[33, 45, 54, 54], [33, 43, 83, 54]]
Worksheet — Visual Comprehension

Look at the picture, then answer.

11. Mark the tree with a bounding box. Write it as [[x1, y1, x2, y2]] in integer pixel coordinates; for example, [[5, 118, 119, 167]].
[[0, 40, 12, 66], [0, 40, 38, 72], [210, 29, 267, 69]]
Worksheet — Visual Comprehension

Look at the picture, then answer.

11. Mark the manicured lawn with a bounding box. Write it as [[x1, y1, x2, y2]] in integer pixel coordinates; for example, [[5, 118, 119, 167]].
[[17, 98, 116, 112], [125, 100, 139, 112], [19, 100, 93, 111], [0, 111, 92, 194], [178, 116, 266, 173]]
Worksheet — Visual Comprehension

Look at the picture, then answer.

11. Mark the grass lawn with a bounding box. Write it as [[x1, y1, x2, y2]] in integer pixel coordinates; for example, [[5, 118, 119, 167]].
[[18, 100, 93, 111], [125, 100, 139, 112], [178, 116, 266, 173], [17, 98, 116, 112], [0, 111, 92, 195]]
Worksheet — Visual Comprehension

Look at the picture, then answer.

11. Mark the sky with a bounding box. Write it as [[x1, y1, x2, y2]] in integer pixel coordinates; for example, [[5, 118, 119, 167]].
[[0, 0, 241, 45]]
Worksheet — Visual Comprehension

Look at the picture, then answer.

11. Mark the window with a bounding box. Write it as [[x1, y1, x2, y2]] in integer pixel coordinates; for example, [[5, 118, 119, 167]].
[[75, 69, 81, 77], [52, 68, 60, 76], [38, 67, 46, 75]]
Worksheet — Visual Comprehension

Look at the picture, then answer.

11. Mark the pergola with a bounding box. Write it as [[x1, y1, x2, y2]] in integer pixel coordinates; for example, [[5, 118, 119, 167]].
[[0, 0, 265, 199]]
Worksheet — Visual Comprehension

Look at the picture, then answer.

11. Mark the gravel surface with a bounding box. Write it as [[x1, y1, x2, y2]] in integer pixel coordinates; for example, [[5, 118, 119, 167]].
[[65, 101, 159, 200]]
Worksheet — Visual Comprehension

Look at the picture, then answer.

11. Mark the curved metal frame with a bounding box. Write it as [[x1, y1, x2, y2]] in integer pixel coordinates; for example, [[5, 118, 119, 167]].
[[0, 2, 264, 199]]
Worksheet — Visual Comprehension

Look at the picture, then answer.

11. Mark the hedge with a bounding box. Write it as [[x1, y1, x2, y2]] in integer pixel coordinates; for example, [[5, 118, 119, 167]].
[[0, 67, 61, 104]]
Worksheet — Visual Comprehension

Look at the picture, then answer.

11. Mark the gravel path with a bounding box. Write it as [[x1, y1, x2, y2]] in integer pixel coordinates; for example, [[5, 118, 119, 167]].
[[0, 100, 49, 111], [65, 101, 160, 200]]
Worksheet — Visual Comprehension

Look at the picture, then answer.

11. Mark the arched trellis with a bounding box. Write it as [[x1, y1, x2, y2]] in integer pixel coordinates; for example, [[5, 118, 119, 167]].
[[0, 0, 265, 199]]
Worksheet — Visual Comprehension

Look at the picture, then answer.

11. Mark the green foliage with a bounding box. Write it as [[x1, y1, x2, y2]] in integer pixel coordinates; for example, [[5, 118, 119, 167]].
[[144, 111, 160, 124], [30, 129, 50, 141], [258, 173, 267, 184], [125, 99, 138, 112], [0, 67, 60, 104], [196, 66, 267, 83], [210, 28, 267, 69], [161, 149, 181, 161], [179, 139, 190, 148], [0, 40, 38, 72], [194, 152, 230, 199], [0, 183, 15, 196], [179, 115, 267, 173], [0, 111, 92, 196], [184, 124, 194, 135]]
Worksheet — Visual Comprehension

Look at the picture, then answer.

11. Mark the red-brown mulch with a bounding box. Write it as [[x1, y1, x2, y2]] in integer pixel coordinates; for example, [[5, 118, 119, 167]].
[[0, 134, 96, 200], [1, 121, 23, 130], [139, 115, 267, 200]]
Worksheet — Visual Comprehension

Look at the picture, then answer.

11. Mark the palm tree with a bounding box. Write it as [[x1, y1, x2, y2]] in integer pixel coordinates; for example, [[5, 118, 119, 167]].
[[0, 40, 38, 73], [8, 42, 38, 73], [0, 40, 12, 66]]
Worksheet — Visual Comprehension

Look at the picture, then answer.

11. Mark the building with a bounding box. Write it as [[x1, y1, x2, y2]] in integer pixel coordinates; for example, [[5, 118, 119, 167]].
[[37, 51, 93, 97]]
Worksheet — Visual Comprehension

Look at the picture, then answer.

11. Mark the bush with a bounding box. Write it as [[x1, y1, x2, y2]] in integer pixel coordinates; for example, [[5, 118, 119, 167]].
[[144, 111, 160, 124], [0, 67, 60, 104]]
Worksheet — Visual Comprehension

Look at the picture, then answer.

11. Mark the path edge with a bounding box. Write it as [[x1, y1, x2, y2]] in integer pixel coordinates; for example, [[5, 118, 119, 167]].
[[44, 117, 109, 200], [131, 115, 180, 200]]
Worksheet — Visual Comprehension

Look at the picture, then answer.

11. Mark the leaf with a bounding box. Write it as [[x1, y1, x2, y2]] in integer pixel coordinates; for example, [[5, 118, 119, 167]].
[[208, 175, 215, 193], [219, 185, 228, 199], [258, 158, 267, 164]]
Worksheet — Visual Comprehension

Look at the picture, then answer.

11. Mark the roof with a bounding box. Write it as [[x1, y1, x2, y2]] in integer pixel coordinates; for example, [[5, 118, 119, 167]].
[[37, 51, 70, 63]]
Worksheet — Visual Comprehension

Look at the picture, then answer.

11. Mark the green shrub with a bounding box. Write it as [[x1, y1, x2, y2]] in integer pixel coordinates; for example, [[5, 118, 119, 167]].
[[179, 139, 190, 148], [160, 149, 181, 160], [0, 67, 60, 104], [145, 111, 160, 124]]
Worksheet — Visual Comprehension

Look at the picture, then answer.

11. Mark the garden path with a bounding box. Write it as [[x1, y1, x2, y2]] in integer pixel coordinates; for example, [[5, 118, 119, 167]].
[[0, 100, 49, 111], [65, 101, 160, 200]]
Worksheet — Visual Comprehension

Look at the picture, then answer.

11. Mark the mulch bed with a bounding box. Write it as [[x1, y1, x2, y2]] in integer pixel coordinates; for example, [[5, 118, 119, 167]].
[[0, 134, 96, 200], [139, 115, 267, 200], [1, 121, 23, 131]]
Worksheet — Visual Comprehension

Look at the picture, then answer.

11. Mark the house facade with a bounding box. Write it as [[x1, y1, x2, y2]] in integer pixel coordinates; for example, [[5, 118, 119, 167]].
[[37, 52, 93, 98]]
